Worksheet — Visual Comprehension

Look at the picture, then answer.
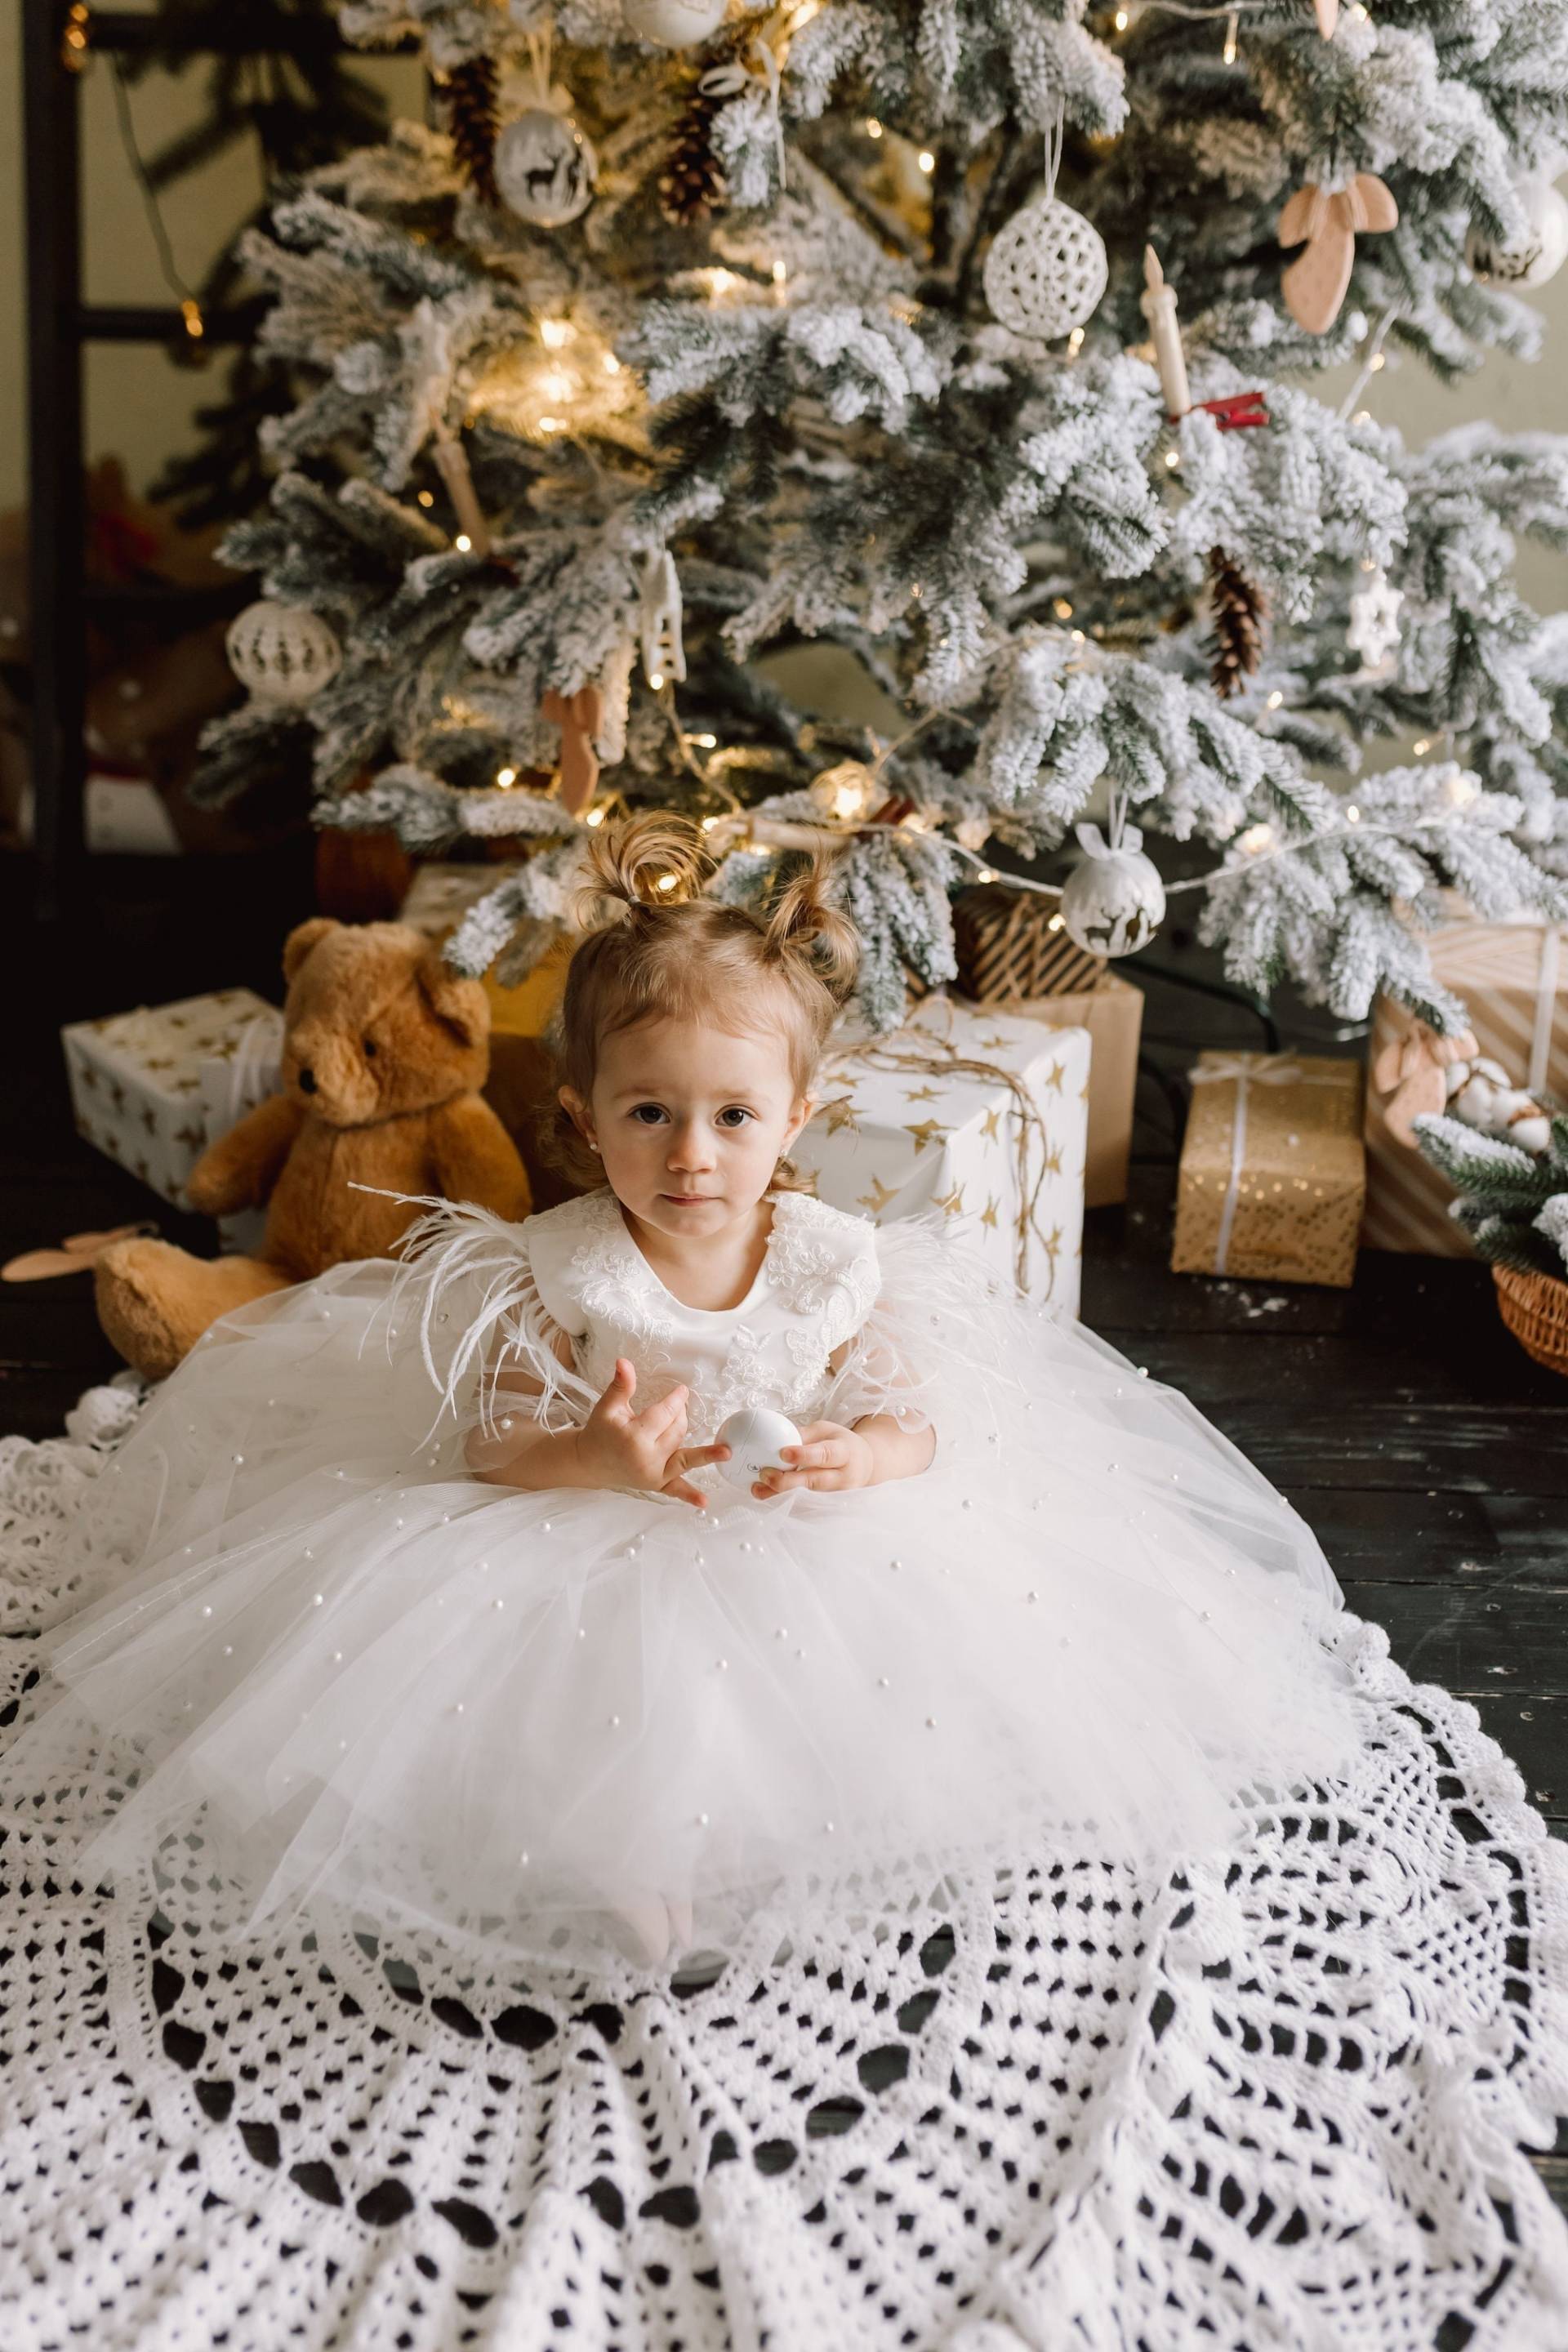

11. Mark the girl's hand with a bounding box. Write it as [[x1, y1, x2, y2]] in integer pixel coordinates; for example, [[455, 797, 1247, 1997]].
[[752, 1421, 875, 1498], [579, 1360, 728, 1506]]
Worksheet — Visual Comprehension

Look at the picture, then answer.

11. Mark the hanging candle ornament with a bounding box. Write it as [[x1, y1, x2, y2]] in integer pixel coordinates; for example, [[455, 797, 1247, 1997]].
[[984, 111, 1107, 343], [624, 0, 729, 46], [639, 549, 687, 687], [1467, 176, 1568, 292], [494, 31, 596, 229], [1058, 819, 1165, 959], [225, 600, 341, 709]]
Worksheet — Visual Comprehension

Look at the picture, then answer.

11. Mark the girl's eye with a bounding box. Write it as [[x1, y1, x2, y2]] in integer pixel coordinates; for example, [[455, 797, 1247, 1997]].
[[363, 1038, 379, 1058], [717, 1106, 754, 1129], [630, 1103, 667, 1125]]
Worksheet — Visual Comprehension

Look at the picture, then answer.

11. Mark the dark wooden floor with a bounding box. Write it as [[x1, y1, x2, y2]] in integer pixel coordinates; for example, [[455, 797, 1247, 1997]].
[[5, 846, 1567, 2211]]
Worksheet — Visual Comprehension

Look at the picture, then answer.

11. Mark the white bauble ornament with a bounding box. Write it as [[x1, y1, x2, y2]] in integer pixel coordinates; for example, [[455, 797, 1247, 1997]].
[[717, 1407, 801, 1490], [1467, 177, 1568, 291], [495, 107, 597, 229], [983, 196, 1107, 341], [225, 600, 341, 708], [1058, 819, 1165, 959], [624, 0, 728, 42]]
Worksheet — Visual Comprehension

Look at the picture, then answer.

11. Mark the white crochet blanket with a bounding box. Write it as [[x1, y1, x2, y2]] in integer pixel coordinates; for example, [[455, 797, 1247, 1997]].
[[2, 1379, 1566, 2352]]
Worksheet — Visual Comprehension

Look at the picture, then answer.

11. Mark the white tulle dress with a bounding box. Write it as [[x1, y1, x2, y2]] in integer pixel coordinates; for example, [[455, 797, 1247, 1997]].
[[0, 1187, 1370, 1971]]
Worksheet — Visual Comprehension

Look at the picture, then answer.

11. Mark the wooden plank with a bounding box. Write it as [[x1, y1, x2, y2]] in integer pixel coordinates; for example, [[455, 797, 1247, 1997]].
[[1286, 1490, 1567, 1587], [1337, 1581, 1568, 1697]]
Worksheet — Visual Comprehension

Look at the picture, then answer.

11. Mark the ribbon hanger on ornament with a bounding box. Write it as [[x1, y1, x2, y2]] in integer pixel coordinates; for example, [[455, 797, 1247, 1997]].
[[697, 37, 787, 190]]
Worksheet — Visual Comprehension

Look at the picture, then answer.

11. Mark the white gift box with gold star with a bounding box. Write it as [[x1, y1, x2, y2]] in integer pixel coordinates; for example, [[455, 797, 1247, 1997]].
[[62, 990, 284, 1231], [791, 997, 1091, 1317]]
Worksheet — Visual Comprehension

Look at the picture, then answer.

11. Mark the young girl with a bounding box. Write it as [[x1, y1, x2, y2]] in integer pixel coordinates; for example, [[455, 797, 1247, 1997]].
[[0, 818, 1367, 1973]]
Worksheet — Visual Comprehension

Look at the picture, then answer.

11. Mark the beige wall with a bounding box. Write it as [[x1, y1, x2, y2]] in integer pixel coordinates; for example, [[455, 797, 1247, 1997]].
[[0, 2, 1563, 612]]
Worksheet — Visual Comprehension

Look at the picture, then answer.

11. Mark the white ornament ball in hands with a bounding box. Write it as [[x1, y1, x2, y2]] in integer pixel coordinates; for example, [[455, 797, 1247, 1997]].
[[495, 109, 597, 228], [226, 600, 341, 708], [1467, 178, 1568, 291], [716, 1407, 801, 1490], [1058, 819, 1165, 959], [983, 197, 1107, 341], [623, 0, 728, 44]]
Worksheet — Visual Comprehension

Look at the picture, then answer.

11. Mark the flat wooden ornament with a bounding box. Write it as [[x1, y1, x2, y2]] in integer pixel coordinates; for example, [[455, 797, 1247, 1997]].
[[1279, 173, 1398, 332], [1313, 0, 1339, 33], [541, 684, 604, 817]]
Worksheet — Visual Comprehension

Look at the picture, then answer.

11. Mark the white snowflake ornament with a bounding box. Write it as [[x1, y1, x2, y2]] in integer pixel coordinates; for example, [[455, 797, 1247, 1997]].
[[1347, 566, 1404, 672]]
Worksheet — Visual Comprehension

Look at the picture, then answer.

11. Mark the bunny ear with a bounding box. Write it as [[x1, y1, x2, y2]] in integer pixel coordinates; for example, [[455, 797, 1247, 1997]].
[[1372, 1036, 1408, 1094], [1282, 220, 1355, 332], [1120, 823, 1143, 855], [1278, 185, 1321, 250], [1073, 822, 1110, 858], [1385, 1062, 1448, 1147], [1352, 173, 1399, 233]]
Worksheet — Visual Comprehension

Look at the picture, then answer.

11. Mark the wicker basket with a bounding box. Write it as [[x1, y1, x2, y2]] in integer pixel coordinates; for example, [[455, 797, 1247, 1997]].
[[952, 884, 1106, 1003], [1493, 1262, 1568, 1376]]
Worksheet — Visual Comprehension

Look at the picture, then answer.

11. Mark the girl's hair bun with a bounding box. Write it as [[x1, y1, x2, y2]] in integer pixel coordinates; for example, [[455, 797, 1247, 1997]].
[[577, 810, 709, 922], [765, 854, 860, 1006]]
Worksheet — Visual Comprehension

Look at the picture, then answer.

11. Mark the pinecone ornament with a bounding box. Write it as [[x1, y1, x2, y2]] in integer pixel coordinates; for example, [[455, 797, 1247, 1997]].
[[660, 60, 731, 225], [443, 56, 501, 208], [1206, 548, 1268, 700]]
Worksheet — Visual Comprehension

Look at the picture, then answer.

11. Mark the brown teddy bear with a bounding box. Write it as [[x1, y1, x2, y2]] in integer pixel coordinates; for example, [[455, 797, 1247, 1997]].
[[94, 916, 532, 1380]]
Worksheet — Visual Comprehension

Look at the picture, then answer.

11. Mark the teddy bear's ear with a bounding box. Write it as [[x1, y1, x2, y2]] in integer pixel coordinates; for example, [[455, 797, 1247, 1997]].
[[415, 947, 486, 1049], [282, 917, 341, 983]]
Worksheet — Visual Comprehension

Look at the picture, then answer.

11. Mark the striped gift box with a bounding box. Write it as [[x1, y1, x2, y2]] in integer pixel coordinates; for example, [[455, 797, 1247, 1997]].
[[1362, 919, 1567, 1255]]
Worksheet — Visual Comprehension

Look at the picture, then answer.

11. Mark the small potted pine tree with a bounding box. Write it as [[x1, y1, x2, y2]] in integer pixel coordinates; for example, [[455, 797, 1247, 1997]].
[[1413, 1111, 1568, 1374]]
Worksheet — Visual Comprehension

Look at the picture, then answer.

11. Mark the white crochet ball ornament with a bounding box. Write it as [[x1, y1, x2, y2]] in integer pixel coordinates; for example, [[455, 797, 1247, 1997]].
[[983, 195, 1108, 341], [1466, 176, 1568, 291], [495, 107, 598, 228], [717, 1407, 802, 1490], [225, 599, 341, 708], [623, 0, 729, 44], [1058, 819, 1165, 959]]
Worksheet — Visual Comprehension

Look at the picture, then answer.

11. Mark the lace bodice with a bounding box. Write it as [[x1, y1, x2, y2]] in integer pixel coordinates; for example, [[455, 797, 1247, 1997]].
[[521, 1189, 881, 1442]]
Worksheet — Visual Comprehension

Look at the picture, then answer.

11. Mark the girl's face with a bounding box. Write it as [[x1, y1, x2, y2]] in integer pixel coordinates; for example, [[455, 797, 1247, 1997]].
[[561, 1013, 812, 1242]]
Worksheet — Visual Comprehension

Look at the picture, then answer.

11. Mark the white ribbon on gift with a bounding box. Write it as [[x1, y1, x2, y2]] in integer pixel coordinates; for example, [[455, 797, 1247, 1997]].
[[1528, 924, 1561, 1098], [1189, 1053, 1347, 1276]]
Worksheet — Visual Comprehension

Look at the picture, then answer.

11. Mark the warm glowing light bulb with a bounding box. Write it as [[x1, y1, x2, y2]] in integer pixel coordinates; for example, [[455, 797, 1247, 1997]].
[[771, 259, 787, 285], [543, 319, 574, 349], [585, 805, 606, 826], [1238, 823, 1274, 855], [1266, 690, 1284, 710], [1370, 352, 1387, 372], [538, 416, 564, 434], [1165, 449, 1181, 469], [866, 118, 883, 138], [541, 371, 575, 402], [1070, 629, 1086, 644], [1446, 772, 1478, 806], [1047, 912, 1065, 933], [1353, 409, 1372, 425], [1067, 327, 1085, 356], [649, 670, 665, 692], [1114, 9, 1129, 29], [701, 814, 721, 831], [1413, 737, 1432, 755], [692, 732, 717, 748], [417, 490, 434, 506], [1346, 804, 1361, 823], [655, 873, 678, 892], [602, 352, 621, 375], [917, 150, 936, 174], [496, 767, 517, 788], [180, 300, 204, 341], [977, 866, 998, 884], [1054, 599, 1074, 620], [455, 533, 473, 551]]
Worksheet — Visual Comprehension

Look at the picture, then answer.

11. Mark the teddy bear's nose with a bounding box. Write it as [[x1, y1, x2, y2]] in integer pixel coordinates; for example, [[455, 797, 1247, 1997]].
[[297, 1067, 318, 1095]]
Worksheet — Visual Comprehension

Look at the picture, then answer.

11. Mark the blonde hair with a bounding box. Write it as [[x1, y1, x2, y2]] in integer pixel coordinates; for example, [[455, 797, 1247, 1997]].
[[546, 813, 859, 1189]]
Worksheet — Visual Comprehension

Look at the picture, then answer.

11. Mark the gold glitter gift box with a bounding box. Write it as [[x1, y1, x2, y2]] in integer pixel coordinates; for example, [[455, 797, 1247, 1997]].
[[1171, 1050, 1365, 1288]]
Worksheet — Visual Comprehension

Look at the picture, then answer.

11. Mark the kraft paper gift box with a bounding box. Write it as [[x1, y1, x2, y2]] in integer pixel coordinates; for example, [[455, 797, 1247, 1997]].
[[972, 973, 1143, 1208], [790, 997, 1091, 1318], [1363, 918, 1568, 1257], [401, 864, 576, 1208], [1171, 1050, 1365, 1287], [62, 989, 284, 1246]]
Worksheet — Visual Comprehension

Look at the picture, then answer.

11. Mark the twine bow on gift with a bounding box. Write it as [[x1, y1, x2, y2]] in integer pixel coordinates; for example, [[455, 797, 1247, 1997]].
[[1189, 1054, 1348, 1276], [1278, 174, 1399, 334]]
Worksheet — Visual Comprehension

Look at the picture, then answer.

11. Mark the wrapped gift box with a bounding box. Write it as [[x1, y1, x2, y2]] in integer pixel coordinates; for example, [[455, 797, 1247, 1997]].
[[401, 863, 575, 1209], [976, 972, 1143, 1207], [1363, 919, 1568, 1256], [1172, 1050, 1365, 1287], [792, 997, 1091, 1317], [62, 990, 284, 1244]]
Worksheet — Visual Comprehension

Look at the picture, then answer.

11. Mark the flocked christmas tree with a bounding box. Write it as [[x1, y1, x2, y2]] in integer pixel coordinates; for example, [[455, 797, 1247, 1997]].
[[198, 0, 1568, 1034]]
